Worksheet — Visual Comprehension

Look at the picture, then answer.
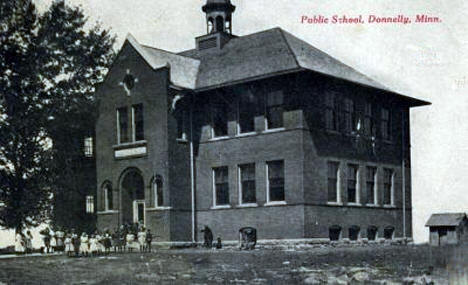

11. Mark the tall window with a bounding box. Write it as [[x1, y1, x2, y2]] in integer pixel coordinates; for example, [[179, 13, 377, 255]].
[[238, 87, 257, 134], [381, 108, 391, 140], [213, 167, 229, 206], [265, 90, 284, 129], [211, 96, 228, 137], [153, 178, 164, 208], [132, 104, 144, 141], [343, 98, 355, 133], [364, 103, 374, 136], [325, 94, 339, 131], [85, 196, 94, 214], [83, 137, 93, 158], [347, 164, 358, 203], [239, 164, 256, 204], [366, 166, 377, 205], [327, 162, 340, 203], [103, 184, 113, 211], [383, 168, 394, 205], [267, 160, 285, 202], [117, 107, 129, 144]]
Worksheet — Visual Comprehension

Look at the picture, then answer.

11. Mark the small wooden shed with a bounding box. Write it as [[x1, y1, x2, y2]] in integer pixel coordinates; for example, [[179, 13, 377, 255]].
[[425, 213, 468, 246]]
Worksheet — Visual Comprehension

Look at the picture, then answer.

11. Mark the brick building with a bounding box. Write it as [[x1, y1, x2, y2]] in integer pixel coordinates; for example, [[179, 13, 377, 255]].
[[95, 0, 429, 243]]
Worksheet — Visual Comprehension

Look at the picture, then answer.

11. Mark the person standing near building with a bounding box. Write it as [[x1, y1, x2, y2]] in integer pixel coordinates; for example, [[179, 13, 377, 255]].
[[25, 230, 33, 254], [137, 227, 146, 252], [15, 229, 25, 254], [145, 229, 153, 253], [40, 228, 51, 254]]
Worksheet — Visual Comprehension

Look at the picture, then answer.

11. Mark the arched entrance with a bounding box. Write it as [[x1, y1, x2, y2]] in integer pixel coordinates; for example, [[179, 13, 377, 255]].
[[120, 169, 145, 226]]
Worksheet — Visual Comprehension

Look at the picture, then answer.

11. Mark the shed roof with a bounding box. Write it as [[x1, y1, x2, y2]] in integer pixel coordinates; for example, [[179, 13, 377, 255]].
[[425, 213, 467, 227]]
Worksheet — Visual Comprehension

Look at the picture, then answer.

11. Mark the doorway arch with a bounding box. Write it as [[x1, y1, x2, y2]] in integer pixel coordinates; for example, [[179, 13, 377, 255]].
[[120, 168, 145, 226]]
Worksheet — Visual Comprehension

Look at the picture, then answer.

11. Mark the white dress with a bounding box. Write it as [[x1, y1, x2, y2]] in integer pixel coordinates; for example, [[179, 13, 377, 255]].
[[126, 233, 138, 249], [15, 233, 25, 253], [65, 237, 74, 252], [137, 231, 146, 246], [80, 236, 89, 253], [89, 237, 99, 252]]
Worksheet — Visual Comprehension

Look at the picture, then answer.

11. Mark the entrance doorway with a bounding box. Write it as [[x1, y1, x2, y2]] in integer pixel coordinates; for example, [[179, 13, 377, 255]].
[[133, 200, 145, 225], [121, 169, 145, 226]]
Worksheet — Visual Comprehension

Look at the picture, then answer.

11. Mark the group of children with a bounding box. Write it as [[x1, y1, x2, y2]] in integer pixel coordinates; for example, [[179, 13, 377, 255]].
[[14, 223, 154, 257], [14, 229, 34, 254], [60, 224, 154, 257]]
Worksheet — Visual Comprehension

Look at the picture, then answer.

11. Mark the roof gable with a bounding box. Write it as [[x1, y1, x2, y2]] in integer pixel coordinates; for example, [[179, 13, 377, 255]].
[[425, 213, 467, 227], [125, 34, 200, 89]]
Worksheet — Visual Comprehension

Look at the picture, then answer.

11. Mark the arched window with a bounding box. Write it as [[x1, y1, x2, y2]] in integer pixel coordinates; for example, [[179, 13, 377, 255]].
[[367, 226, 378, 241], [152, 177, 163, 208], [215, 16, 224, 32], [101, 182, 113, 211], [384, 226, 395, 240], [329, 225, 342, 241], [208, 17, 214, 33], [349, 225, 360, 241]]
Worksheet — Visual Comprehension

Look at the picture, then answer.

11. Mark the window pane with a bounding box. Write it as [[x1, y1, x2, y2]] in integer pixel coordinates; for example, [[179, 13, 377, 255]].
[[266, 90, 283, 129], [84, 137, 93, 157], [214, 167, 229, 205], [366, 167, 376, 204], [381, 108, 391, 140], [212, 97, 228, 137], [383, 169, 393, 205], [238, 88, 257, 133], [327, 162, 339, 202], [240, 164, 256, 204], [133, 104, 144, 141], [107, 186, 113, 210], [118, 107, 129, 143], [177, 112, 186, 139], [156, 179, 163, 207], [268, 161, 284, 202], [347, 165, 358, 203]]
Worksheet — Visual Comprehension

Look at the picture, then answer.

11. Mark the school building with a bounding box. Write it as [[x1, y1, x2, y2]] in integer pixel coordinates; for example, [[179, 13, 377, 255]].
[[94, 0, 429, 243]]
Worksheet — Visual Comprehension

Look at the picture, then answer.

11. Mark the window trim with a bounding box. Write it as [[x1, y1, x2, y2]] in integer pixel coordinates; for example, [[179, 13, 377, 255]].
[[265, 160, 285, 204], [85, 195, 94, 214], [237, 87, 257, 135], [383, 168, 395, 206], [346, 164, 360, 205], [264, 89, 284, 131], [212, 166, 230, 208], [327, 161, 341, 205], [132, 104, 144, 142], [365, 166, 378, 206], [152, 177, 165, 209], [238, 163, 257, 207]]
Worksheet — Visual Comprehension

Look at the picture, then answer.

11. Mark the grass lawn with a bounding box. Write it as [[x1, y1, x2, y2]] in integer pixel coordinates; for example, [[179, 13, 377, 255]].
[[0, 244, 461, 284]]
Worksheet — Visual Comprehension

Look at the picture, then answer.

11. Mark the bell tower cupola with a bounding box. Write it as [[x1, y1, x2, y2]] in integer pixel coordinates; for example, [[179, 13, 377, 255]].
[[202, 0, 236, 35]]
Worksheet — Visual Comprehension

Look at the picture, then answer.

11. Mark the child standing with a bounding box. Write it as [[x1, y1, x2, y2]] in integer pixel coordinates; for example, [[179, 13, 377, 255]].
[[137, 227, 146, 252], [15, 229, 25, 254], [89, 234, 98, 257], [103, 231, 112, 255], [80, 233, 89, 257], [50, 232, 57, 253], [64, 234, 74, 257], [145, 229, 153, 253]]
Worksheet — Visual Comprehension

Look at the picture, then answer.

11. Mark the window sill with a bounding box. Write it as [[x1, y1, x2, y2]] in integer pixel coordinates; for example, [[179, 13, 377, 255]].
[[263, 127, 285, 134], [264, 201, 287, 207], [210, 205, 231, 210], [97, 210, 119, 215], [366, 203, 380, 208], [236, 132, 256, 137], [113, 140, 147, 149], [346, 202, 362, 207], [237, 203, 258, 208], [208, 136, 230, 142], [383, 204, 396, 208], [327, 202, 343, 206], [176, 138, 188, 144], [147, 207, 172, 211]]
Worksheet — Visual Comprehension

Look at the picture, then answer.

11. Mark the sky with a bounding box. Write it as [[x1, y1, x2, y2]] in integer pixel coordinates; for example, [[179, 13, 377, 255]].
[[2, 0, 467, 246]]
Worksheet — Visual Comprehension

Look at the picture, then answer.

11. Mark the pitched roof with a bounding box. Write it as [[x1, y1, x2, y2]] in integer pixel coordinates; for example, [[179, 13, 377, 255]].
[[425, 213, 467, 227], [126, 28, 429, 106], [179, 27, 388, 91], [125, 34, 200, 89]]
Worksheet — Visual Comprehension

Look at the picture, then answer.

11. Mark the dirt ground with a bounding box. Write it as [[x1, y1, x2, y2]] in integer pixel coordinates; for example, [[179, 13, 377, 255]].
[[0, 244, 463, 284]]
